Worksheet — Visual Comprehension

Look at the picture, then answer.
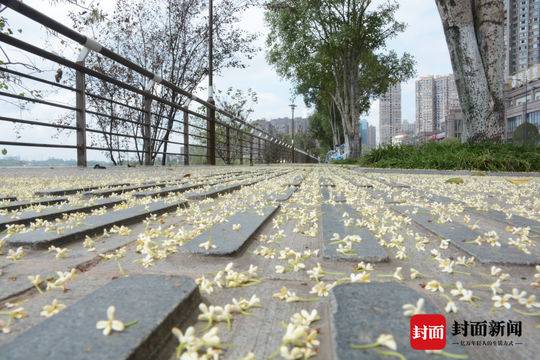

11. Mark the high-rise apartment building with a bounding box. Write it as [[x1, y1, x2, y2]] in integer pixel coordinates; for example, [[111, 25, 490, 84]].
[[379, 83, 402, 145], [415, 75, 460, 135], [368, 125, 376, 148], [416, 76, 436, 134], [505, 0, 540, 77]]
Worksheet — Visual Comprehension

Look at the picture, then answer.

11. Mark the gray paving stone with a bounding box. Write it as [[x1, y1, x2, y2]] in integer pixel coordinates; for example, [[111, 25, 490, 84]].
[[83, 182, 166, 197], [134, 183, 201, 198], [35, 183, 131, 196], [7, 200, 187, 248], [185, 183, 243, 200], [320, 187, 346, 202], [0, 198, 123, 231], [288, 176, 304, 187], [330, 282, 466, 360], [319, 177, 335, 187], [392, 205, 539, 265], [375, 177, 410, 188], [184, 171, 286, 201], [0, 275, 200, 360], [475, 209, 540, 234], [0, 197, 68, 212], [183, 205, 280, 255], [267, 187, 297, 202], [321, 203, 389, 262]]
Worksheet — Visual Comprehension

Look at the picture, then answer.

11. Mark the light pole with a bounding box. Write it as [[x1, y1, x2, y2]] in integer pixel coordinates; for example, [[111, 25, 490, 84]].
[[207, 0, 216, 165], [289, 103, 296, 163]]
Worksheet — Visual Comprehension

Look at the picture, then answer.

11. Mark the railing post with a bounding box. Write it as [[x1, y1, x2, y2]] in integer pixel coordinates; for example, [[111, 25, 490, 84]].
[[142, 94, 153, 165], [239, 131, 243, 165], [183, 109, 189, 166], [226, 126, 230, 164], [249, 135, 253, 166], [257, 138, 261, 164], [76, 50, 88, 167], [207, 100, 216, 165]]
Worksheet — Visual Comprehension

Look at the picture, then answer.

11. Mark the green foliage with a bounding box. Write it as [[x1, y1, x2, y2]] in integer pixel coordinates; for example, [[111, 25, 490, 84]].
[[512, 123, 540, 146], [353, 142, 540, 172]]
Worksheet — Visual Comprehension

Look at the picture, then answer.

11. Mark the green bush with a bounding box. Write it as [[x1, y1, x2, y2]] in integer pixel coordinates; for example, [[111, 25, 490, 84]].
[[350, 142, 540, 172]]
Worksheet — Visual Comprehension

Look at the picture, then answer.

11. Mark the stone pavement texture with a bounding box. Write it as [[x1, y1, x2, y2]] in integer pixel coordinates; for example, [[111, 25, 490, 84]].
[[0, 165, 538, 360]]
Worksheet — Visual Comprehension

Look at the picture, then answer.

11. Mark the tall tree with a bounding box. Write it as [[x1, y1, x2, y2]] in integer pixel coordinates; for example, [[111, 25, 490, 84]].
[[266, 0, 414, 158], [435, 0, 505, 141]]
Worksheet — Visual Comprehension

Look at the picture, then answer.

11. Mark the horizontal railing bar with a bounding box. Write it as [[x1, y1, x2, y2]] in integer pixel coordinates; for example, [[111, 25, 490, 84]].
[[0, 66, 76, 91]]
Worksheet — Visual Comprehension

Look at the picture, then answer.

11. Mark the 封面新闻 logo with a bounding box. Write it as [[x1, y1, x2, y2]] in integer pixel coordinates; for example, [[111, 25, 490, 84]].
[[410, 314, 447, 350]]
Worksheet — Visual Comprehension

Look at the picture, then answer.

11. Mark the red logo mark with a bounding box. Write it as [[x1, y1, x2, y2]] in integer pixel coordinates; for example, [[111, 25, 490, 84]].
[[410, 314, 446, 350]]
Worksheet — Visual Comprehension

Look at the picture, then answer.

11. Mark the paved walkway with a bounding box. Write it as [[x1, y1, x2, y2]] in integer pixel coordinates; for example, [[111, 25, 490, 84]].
[[0, 165, 538, 359]]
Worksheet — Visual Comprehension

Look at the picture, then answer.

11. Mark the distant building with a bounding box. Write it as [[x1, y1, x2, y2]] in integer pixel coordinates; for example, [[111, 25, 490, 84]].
[[379, 84, 402, 145], [359, 119, 376, 153], [368, 125, 376, 149], [505, 0, 540, 77], [415, 74, 461, 135], [401, 120, 416, 135], [359, 118, 369, 145], [265, 117, 309, 136], [505, 75, 540, 140], [446, 108, 464, 140]]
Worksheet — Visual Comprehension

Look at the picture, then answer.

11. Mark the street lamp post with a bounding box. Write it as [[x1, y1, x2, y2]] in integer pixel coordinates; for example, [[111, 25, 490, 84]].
[[289, 103, 296, 163], [207, 0, 216, 165]]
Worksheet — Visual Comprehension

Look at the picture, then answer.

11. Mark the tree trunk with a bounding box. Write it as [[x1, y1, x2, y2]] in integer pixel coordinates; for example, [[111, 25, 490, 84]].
[[333, 58, 362, 158], [435, 0, 505, 141]]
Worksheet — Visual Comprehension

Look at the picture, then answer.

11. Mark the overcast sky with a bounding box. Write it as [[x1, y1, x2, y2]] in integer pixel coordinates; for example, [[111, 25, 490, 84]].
[[1, 0, 454, 160]]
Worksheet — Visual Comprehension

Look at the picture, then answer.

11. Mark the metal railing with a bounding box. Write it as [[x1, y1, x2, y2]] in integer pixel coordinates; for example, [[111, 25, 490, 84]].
[[0, 0, 318, 166]]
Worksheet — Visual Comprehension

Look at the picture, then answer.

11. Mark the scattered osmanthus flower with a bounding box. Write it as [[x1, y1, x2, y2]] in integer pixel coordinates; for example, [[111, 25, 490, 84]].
[[310, 281, 336, 297], [109, 225, 131, 236], [278, 309, 320, 359], [198, 303, 232, 329], [450, 282, 474, 303], [28, 274, 44, 293], [48, 245, 69, 259], [444, 298, 458, 313], [0, 306, 28, 320], [378, 267, 403, 282], [232, 223, 241, 231], [425, 280, 445, 293], [83, 235, 96, 251], [290, 309, 320, 327], [95, 305, 138, 336], [172, 326, 223, 359], [199, 239, 216, 251], [253, 245, 276, 259], [273, 287, 317, 303], [6, 246, 25, 261], [46, 268, 76, 291], [349, 271, 371, 283], [100, 247, 127, 276], [519, 294, 540, 309], [440, 239, 450, 249], [492, 294, 512, 310], [40, 299, 66, 318], [351, 333, 405, 359], [470, 230, 501, 247], [403, 298, 425, 317], [307, 263, 344, 281], [455, 256, 475, 267], [355, 262, 374, 272], [239, 352, 256, 360], [410, 268, 426, 280]]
